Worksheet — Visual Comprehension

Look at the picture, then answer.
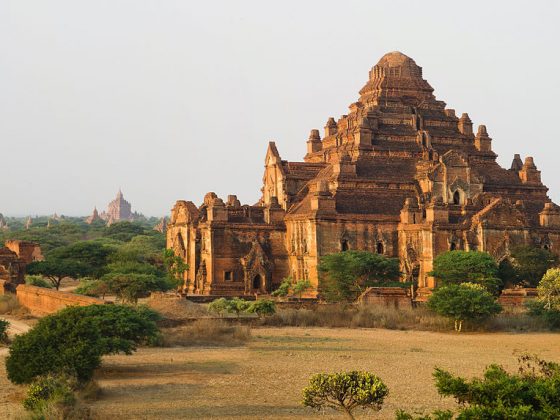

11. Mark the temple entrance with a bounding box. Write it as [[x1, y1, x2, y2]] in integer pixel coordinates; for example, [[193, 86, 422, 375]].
[[252, 274, 262, 290], [453, 190, 461, 205]]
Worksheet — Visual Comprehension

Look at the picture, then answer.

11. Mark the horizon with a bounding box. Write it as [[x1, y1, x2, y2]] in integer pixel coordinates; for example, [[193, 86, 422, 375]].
[[2, 1, 559, 216]]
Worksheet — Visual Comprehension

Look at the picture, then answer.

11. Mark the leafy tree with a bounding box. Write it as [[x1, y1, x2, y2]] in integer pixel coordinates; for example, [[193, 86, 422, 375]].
[[318, 251, 400, 302], [103, 222, 146, 242], [207, 298, 229, 317], [431, 354, 560, 419], [163, 249, 189, 290], [26, 259, 89, 290], [246, 299, 276, 317], [430, 251, 501, 294], [0, 318, 9, 343], [5, 304, 160, 384], [103, 273, 169, 304], [48, 241, 116, 279], [427, 283, 502, 332], [207, 298, 250, 317], [526, 268, 560, 329], [74, 279, 109, 299], [293, 279, 312, 300], [507, 246, 558, 287], [302, 371, 389, 420], [271, 278, 291, 297]]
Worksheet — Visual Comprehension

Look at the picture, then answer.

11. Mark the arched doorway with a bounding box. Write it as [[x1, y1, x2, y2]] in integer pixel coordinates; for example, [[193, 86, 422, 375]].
[[252, 274, 262, 291], [376, 242, 384, 254], [341, 239, 349, 252], [453, 190, 461, 205], [450, 242, 457, 251]]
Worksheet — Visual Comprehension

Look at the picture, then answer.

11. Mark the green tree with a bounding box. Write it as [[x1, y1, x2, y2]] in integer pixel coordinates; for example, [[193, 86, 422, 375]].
[[5, 304, 160, 384], [293, 279, 312, 300], [430, 251, 501, 294], [103, 222, 146, 242], [48, 241, 116, 279], [207, 298, 229, 317], [318, 251, 400, 302], [74, 279, 109, 299], [508, 246, 558, 287], [207, 298, 250, 317], [26, 259, 89, 290], [0, 318, 9, 343], [431, 354, 560, 419], [271, 278, 291, 297], [103, 273, 169, 304], [163, 249, 189, 290], [302, 371, 389, 420], [527, 268, 560, 329], [246, 299, 276, 317], [427, 283, 502, 332], [25, 275, 52, 289]]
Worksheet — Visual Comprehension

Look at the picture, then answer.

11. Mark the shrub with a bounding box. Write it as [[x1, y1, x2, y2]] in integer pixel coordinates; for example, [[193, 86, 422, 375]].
[[527, 300, 560, 329], [432, 354, 560, 419], [247, 299, 276, 317], [207, 297, 250, 317], [537, 268, 560, 310], [302, 371, 389, 419], [427, 283, 502, 331], [25, 275, 52, 289], [271, 278, 291, 297], [0, 318, 9, 343], [75, 279, 109, 298], [5, 304, 160, 384], [104, 272, 170, 303], [23, 373, 76, 412]]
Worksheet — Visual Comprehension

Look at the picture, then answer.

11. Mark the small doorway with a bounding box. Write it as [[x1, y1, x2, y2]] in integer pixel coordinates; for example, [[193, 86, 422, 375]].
[[252, 274, 262, 290]]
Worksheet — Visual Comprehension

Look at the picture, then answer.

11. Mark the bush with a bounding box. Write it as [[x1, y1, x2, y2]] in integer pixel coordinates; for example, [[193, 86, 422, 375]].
[[527, 300, 560, 329], [0, 318, 9, 343], [75, 279, 109, 298], [271, 278, 291, 297], [246, 299, 276, 317], [427, 283, 502, 331], [23, 373, 76, 412], [25, 275, 52, 289], [432, 354, 560, 419], [5, 304, 161, 384], [207, 297, 250, 317], [302, 371, 389, 419]]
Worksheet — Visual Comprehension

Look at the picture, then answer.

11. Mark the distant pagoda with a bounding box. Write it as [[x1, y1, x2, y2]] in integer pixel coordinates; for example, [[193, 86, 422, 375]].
[[97, 190, 141, 225]]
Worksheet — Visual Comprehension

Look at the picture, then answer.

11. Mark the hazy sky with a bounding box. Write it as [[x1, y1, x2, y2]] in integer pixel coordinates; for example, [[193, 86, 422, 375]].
[[1, 1, 559, 217]]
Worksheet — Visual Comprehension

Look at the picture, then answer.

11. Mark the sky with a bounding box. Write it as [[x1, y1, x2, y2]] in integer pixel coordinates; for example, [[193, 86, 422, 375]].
[[1, 0, 559, 217]]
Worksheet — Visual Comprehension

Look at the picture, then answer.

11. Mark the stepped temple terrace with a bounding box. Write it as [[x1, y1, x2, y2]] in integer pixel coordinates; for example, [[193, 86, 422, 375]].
[[167, 51, 560, 296]]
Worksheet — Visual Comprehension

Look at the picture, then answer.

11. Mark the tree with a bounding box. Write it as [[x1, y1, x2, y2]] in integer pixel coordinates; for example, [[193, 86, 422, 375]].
[[271, 278, 291, 297], [26, 259, 89, 290], [293, 279, 312, 300], [74, 279, 109, 299], [163, 249, 189, 290], [103, 222, 146, 242], [0, 318, 9, 343], [318, 251, 400, 302], [430, 251, 501, 294], [246, 299, 276, 317], [431, 354, 560, 419], [302, 371, 389, 420], [427, 283, 502, 332], [5, 304, 160, 384], [25, 275, 52, 289], [207, 298, 250, 318], [103, 273, 169, 304], [526, 268, 560, 329], [507, 245, 558, 287], [48, 241, 116, 279]]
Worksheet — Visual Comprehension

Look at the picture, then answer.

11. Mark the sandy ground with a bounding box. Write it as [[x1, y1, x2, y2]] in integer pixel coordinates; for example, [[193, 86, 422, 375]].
[[1, 327, 559, 419]]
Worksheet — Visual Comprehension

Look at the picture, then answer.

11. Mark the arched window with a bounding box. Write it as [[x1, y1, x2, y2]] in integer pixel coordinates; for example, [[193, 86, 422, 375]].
[[341, 239, 349, 252], [450, 242, 457, 251], [453, 190, 461, 205], [376, 242, 384, 254], [252, 274, 262, 290]]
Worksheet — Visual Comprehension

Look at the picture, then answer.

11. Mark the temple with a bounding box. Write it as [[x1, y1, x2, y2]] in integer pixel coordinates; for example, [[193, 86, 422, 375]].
[[87, 190, 141, 225], [167, 51, 560, 296]]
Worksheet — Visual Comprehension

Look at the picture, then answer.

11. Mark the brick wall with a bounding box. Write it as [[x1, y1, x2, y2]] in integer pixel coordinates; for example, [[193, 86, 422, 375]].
[[358, 287, 412, 308], [16, 284, 105, 316]]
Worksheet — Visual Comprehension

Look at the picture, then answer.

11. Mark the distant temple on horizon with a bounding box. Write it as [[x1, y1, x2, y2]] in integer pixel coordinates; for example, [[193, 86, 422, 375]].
[[167, 51, 560, 297], [87, 189, 141, 225]]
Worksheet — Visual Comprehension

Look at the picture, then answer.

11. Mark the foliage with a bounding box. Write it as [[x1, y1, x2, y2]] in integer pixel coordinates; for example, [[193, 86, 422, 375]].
[[271, 278, 291, 297], [207, 297, 250, 317], [103, 221, 147, 242], [427, 283, 502, 331], [0, 318, 9, 343], [431, 354, 560, 419], [246, 299, 276, 317], [26, 259, 90, 290], [25, 275, 52, 289], [48, 241, 117, 279], [163, 249, 189, 290], [536, 268, 560, 310], [430, 251, 502, 294], [302, 371, 389, 419], [74, 279, 109, 298], [506, 246, 559, 287], [103, 273, 170, 303], [23, 373, 76, 412], [395, 409, 453, 420], [5, 304, 160, 384], [293, 279, 312, 299], [526, 300, 560, 329], [318, 251, 400, 302]]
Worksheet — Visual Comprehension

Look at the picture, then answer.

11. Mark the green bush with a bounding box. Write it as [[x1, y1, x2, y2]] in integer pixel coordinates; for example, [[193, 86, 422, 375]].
[[5, 304, 160, 384], [527, 300, 560, 329], [302, 371, 389, 419], [427, 283, 501, 332], [0, 318, 9, 343], [75, 279, 109, 298], [246, 299, 276, 317], [25, 275, 52, 289], [23, 373, 76, 412], [207, 298, 250, 317], [271, 278, 291, 297]]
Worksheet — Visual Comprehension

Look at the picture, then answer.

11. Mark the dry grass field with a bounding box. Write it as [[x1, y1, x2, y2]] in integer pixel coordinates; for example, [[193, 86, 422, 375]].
[[2, 327, 557, 419]]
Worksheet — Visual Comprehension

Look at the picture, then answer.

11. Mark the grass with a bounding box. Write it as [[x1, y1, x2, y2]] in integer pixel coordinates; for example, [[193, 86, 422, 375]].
[[161, 319, 251, 347]]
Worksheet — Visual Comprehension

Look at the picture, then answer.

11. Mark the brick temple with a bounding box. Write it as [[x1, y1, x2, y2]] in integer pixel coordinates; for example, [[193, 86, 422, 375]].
[[167, 51, 560, 296]]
